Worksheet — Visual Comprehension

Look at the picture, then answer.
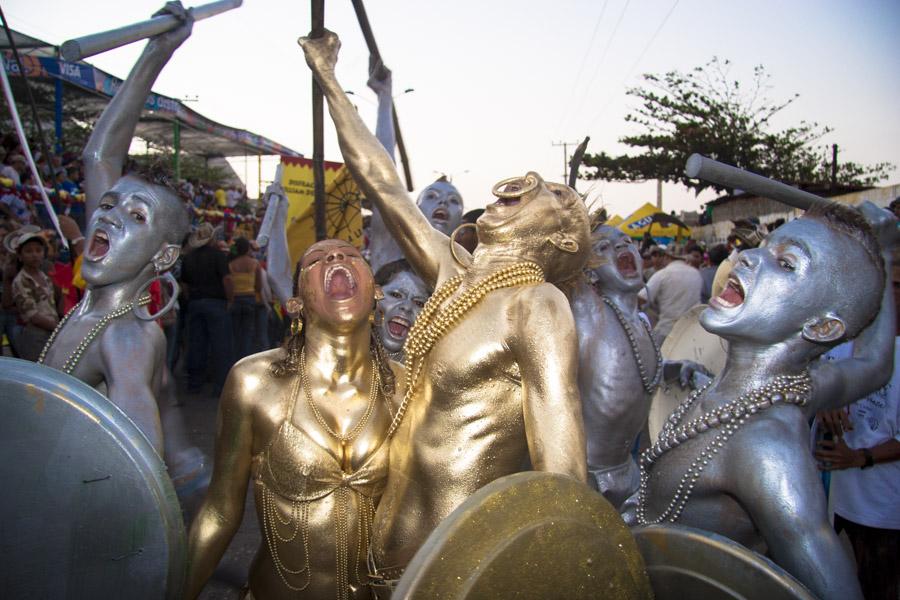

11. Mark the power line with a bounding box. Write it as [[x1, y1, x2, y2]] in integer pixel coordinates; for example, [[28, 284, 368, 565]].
[[554, 0, 609, 135], [586, 0, 680, 131], [563, 0, 631, 135]]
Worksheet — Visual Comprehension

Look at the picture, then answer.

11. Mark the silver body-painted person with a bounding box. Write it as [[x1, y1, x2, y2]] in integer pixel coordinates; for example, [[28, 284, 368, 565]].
[[572, 225, 703, 509], [634, 201, 897, 600], [365, 63, 463, 273], [40, 3, 193, 456], [374, 259, 429, 363]]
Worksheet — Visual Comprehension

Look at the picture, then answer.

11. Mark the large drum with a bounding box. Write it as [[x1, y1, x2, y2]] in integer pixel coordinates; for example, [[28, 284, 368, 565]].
[[393, 471, 653, 599], [649, 304, 727, 443], [0, 358, 186, 598], [633, 524, 815, 599]]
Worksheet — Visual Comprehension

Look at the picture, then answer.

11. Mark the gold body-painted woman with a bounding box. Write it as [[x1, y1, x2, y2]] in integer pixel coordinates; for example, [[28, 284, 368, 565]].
[[184, 240, 401, 600], [299, 30, 591, 587]]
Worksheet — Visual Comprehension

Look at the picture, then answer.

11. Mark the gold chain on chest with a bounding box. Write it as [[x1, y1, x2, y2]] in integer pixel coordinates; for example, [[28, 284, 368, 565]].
[[386, 262, 545, 438], [299, 347, 379, 448]]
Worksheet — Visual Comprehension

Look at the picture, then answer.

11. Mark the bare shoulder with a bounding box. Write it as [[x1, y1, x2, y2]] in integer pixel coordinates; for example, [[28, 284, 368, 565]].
[[222, 348, 292, 413]]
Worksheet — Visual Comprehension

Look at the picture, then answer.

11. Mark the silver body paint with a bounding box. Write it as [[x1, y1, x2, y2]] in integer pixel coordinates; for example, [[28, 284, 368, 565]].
[[639, 205, 898, 600], [571, 226, 656, 508], [42, 10, 193, 459], [377, 269, 428, 360]]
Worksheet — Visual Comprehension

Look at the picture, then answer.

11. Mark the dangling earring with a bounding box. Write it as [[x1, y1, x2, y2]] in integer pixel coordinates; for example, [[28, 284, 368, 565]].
[[291, 314, 304, 336], [374, 285, 385, 301], [285, 297, 304, 336], [133, 259, 179, 321], [370, 308, 384, 327]]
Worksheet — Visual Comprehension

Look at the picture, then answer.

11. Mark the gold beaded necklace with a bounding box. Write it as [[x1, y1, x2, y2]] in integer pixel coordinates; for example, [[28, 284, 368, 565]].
[[387, 262, 545, 438]]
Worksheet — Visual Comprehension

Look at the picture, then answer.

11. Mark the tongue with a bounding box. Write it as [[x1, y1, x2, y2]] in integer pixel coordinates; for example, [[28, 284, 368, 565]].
[[89, 236, 109, 259], [327, 270, 354, 300], [388, 321, 409, 337], [718, 285, 743, 306]]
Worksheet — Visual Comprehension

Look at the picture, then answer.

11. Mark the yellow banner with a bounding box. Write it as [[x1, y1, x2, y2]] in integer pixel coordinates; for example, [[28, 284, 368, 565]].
[[280, 156, 365, 266]]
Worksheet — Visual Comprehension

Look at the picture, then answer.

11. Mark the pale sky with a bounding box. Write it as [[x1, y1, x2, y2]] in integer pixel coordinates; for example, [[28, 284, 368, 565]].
[[5, 0, 900, 218]]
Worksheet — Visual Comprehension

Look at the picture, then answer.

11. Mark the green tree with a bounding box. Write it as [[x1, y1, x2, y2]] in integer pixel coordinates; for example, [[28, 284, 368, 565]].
[[580, 58, 894, 194]]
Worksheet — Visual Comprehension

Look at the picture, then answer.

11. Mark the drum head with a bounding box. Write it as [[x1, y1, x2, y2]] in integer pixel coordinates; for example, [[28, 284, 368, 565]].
[[649, 305, 727, 443], [633, 524, 815, 599], [0, 358, 185, 599], [394, 471, 652, 600]]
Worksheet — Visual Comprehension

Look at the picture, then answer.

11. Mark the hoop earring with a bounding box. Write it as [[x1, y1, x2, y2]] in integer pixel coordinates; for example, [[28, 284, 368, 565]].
[[449, 222, 476, 268], [133, 271, 180, 321], [492, 174, 538, 198]]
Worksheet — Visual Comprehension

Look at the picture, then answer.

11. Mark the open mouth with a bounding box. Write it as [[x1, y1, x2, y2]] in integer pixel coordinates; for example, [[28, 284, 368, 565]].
[[324, 264, 357, 300], [86, 229, 110, 261], [712, 275, 745, 308], [386, 315, 411, 339], [615, 252, 639, 278], [431, 207, 449, 222]]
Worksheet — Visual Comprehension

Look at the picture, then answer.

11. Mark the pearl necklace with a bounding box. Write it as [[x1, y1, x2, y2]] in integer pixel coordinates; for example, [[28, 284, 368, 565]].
[[37, 295, 152, 374], [298, 347, 379, 446], [636, 371, 812, 525], [600, 295, 662, 394], [388, 262, 545, 438]]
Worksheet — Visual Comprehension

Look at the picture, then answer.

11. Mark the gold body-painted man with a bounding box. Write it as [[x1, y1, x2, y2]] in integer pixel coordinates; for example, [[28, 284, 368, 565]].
[[299, 30, 590, 589], [184, 240, 401, 600]]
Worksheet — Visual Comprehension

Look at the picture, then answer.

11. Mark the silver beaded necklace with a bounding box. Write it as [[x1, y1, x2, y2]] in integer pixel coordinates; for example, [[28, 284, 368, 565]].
[[636, 371, 812, 525], [37, 295, 152, 374], [600, 295, 663, 394]]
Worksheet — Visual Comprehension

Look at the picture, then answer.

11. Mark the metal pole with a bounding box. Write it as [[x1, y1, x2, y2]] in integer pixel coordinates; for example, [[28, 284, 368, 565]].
[[173, 120, 181, 182], [350, 0, 414, 191], [257, 153, 262, 201], [60, 0, 243, 61], [311, 0, 327, 241], [685, 154, 825, 212], [54, 78, 63, 153]]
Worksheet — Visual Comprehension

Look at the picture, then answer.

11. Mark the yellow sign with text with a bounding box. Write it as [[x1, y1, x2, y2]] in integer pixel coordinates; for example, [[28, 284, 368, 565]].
[[280, 156, 365, 266]]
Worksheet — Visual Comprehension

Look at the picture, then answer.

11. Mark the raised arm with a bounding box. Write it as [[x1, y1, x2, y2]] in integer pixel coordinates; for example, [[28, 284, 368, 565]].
[[810, 201, 897, 413], [183, 364, 254, 599], [368, 58, 396, 158], [298, 30, 451, 286], [514, 285, 587, 482], [82, 2, 193, 220]]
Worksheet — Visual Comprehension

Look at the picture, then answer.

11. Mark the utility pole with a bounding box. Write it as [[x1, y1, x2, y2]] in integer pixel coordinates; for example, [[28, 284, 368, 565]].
[[311, 0, 327, 241], [656, 179, 663, 210], [831, 144, 838, 190], [552, 140, 579, 183]]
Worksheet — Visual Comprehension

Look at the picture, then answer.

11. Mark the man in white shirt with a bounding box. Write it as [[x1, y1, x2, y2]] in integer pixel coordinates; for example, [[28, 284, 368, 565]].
[[638, 245, 702, 344], [816, 265, 900, 600]]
